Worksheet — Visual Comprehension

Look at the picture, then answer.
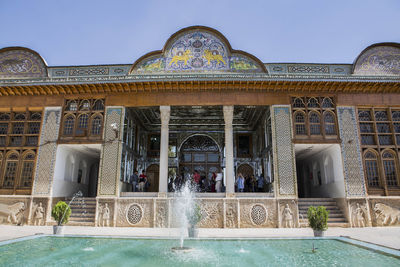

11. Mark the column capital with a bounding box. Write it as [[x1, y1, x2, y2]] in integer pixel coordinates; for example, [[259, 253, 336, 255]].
[[160, 106, 170, 125], [223, 105, 234, 125]]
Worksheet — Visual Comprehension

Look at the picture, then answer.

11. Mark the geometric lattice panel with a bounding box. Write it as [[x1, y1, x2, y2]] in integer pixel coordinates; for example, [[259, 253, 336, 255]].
[[271, 105, 296, 196], [337, 106, 366, 197], [32, 107, 61, 196], [98, 107, 124, 196]]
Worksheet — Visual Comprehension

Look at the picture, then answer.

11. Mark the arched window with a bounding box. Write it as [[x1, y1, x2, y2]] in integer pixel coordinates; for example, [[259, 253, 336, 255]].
[[90, 114, 103, 135], [307, 97, 319, 108], [323, 111, 336, 135], [358, 110, 372, 121], [14, 113, 26, 120], [309, 112, 321, 135], [364, 150, 380, 188], [294, 111, 307, 135], [392, 110, 400, 121], [66, 100, 78, 111], [321, 97, 334, 108], [93, 99, 104, 111], [19, 152, 35, 188], [63, 115, 75, 135], [30, 112, 42, 121], [0, 113, 10, 121], [2, 152, 19, 188], [382, 150, 398, 187], [76, 114, 89, 135], [293, 98, 305, 108], [79, 100, 90, 111]]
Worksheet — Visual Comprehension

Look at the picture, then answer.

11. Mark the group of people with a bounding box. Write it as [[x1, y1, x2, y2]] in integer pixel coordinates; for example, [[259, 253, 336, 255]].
[[129, 170, 150, 192], [235, 173, 269, 192], [168, 170, 224, 193]]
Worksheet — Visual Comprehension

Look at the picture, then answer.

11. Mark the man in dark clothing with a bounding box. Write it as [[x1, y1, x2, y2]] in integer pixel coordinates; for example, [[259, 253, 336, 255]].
[[130, 170, 139, 192]]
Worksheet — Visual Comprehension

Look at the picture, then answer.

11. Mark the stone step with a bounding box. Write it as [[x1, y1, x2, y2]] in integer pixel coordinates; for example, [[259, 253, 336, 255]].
[[66, 221, 95, 226]]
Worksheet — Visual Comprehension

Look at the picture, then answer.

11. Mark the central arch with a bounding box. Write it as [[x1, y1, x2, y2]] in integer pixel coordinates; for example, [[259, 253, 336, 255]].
[[179, 134, 221, 180]]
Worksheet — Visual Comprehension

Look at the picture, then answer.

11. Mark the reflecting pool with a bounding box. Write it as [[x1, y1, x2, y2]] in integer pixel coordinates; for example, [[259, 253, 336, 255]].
[[0, 237, 399, 267]]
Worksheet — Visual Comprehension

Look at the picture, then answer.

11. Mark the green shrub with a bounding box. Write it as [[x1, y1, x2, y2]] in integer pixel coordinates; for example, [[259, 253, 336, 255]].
[[307, 206, 329, 231], [187, 203, 202, 227], [51, 201, 71, 226]]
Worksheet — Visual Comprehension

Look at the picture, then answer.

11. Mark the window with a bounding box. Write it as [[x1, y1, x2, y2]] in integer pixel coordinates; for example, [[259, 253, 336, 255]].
[[364, 151, 380, 188], [291, 97, 337, 139], [237, 134, 252, 157], [359, 108, 400, 194], [60, 99, 105, 140]]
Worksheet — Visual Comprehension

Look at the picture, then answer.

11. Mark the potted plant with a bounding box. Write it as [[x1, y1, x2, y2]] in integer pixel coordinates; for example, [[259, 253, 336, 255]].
[[307, 206, 329, 237], [187, 203, 202, 238], [51, 201, 71, 235]]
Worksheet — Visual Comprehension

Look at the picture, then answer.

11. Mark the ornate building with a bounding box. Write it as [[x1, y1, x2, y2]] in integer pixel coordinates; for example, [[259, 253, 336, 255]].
[[0, 26, 399, 228]]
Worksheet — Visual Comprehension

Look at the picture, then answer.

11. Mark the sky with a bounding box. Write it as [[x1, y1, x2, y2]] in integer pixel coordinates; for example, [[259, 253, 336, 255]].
[[1, 0, 400, 66]]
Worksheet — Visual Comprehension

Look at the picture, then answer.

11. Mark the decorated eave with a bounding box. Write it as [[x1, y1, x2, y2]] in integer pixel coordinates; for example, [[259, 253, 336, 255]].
[[0, 26, 399, 96]]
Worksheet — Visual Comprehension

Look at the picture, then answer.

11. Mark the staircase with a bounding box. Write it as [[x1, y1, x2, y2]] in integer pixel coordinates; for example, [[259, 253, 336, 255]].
[[298, 198, 349, 227], [65, 197, 96, 226]]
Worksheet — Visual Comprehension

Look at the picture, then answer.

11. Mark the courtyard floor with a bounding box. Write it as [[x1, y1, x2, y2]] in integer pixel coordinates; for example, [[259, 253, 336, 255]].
[[0, 225, 399, 250]]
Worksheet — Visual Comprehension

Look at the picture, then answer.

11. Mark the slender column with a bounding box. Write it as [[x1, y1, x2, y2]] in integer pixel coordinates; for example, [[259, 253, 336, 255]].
[[223, 106, 235, 194], [159, 106, 170, 193]]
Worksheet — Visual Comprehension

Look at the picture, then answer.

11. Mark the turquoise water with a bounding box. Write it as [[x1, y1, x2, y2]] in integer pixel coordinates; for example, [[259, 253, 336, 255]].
[[0, 237, 399, 267]]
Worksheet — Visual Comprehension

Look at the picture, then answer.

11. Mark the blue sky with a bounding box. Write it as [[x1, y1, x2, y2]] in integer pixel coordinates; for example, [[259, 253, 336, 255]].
[[1, 0, 399, 66]]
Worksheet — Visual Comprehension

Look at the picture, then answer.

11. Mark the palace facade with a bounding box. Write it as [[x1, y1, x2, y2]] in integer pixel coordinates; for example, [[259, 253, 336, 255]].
[[0, 26, 399, 228]]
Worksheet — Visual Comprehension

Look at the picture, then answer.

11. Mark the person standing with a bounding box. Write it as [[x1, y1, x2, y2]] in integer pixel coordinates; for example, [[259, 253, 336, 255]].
[[215, 172, 223, 193], [130, 170, 139, 192], [139, 170, 147, 192], [257, 174, 265, 192], [236, 173, 245, 192], [193, 170, 201, 191]]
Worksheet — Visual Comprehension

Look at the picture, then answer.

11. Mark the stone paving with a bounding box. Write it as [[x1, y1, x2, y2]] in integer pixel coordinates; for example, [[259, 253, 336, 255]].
[[0, 226, 399, 250]]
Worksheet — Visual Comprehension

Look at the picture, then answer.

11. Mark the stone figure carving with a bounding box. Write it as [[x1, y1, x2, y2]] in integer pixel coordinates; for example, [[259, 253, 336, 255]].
[[102, 203, 111, 227], [33, 202, 45, 226], [351, 203, 366, 227], [0, 202, 25, 225], [226, 205, 236, 228], [282, 204, 294, 228], [374, 203, 400, 226], [156, 207, 166, 228], [200, 203, 220, 228]]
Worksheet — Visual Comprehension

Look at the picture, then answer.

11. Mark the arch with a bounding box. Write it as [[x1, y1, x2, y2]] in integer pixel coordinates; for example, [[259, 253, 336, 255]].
[[93, 99, 104, 111], [293, 110, 307, 135], [292, 97, 305, 108], [323, 111, 337, 135], [0, 47, 48, 78], [130, 26, 267, 74], [14, 113, 26, 120], [63, 114, 75, 135], [65, 100, 78, 111], [146, 164, 159, 192], [64, 154, 75, 181], [363, 149, 380, 188], [309, 111, 321, 135], [381, 149, 399, 187], [352, 42, 400, 75], [323, 155, 334, 184], [79, 100, 90, 111], [321, 97, 334, 108], [0, 113, 10, 121], [76, 113, 89, 135], [30, 112, 42, 121], [358, 110, 372, 121], [237, 163, 254, 179], [307, 97, 319, 108], [90, 113, 103, 135], [2, 151, 20, 188], [19, 150, 36, 188], [178, 133, 221, 152]]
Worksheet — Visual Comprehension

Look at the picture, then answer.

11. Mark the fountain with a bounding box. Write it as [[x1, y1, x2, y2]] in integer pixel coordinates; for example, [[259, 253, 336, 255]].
[[171, 179, 199, 252], [59, 191, 83, 225]]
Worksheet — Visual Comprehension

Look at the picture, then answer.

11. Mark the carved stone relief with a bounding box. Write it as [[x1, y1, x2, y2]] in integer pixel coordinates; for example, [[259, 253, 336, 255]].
[[198, 201, 223, 228], [350, 201, 367, 228], [0, 198, 29, 225], [279, 201, 297, 228], [225, 201, 238, 228], [155, 200, 168, 228], [370, 200, 400, 226], [32, 202, 46, 226], [98, 200, 114, 227], [239, 199, 277, 228], [116, 199, 153, 227]]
